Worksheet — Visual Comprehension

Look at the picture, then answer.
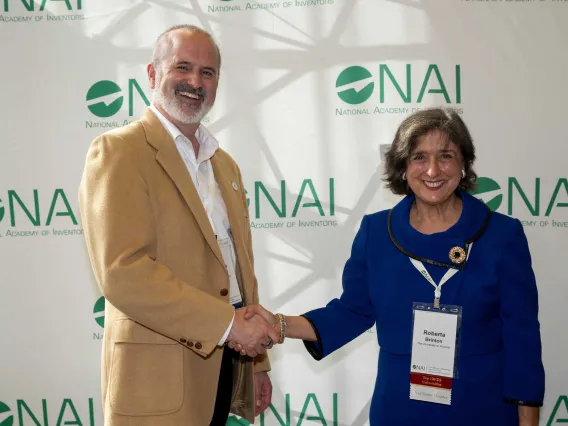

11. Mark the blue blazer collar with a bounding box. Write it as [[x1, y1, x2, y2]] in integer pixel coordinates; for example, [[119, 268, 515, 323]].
[[387, 190, 491, 270]]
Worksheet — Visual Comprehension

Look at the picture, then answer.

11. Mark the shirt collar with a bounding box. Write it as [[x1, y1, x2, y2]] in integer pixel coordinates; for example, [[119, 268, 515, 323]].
[[149, 103, 219, 161]]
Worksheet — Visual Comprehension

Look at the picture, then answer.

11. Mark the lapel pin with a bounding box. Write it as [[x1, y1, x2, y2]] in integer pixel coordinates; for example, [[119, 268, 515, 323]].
[[232, 181, 239, 191], [449, 246, 466, 264]]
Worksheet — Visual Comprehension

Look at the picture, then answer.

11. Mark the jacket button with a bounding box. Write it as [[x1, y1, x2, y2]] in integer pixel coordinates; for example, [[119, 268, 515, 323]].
[[187, 341, 194, 347], [220, 288, 228, 296], [180, 338, 187, 343], [195, 342, 202, 350]]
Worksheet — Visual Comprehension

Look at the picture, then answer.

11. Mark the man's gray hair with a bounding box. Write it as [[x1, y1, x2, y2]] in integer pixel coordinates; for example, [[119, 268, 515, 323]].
[[151, 24, 221, 71]]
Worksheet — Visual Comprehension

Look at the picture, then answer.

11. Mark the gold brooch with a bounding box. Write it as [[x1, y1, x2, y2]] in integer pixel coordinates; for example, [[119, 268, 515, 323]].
[[449, 246, 466, 264]]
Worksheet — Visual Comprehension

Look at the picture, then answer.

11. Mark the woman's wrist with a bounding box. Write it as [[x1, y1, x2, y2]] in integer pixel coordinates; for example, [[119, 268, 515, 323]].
[[274, 313, 287, 344], [518, 405, 538, 426]]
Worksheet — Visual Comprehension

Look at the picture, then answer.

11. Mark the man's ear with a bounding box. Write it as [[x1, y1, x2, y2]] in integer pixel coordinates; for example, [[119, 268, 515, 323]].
[[147, 63, 157, 89]]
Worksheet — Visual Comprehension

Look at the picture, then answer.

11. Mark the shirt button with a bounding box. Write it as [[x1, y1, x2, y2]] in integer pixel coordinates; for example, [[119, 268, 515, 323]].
[[220, 288, 228, 296], [180, 338, 187, 344], [187, 341, 194, 347], [195, 342, 202, 350]]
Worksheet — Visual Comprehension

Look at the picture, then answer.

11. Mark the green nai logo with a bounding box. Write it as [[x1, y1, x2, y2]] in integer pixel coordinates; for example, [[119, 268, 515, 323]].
[[0, 399, 95, 426], [246, 178, 337, 229], [227, 393, 339, 425], [547, 395, 568, 425], [336, 66, 374, 105], [469, 177, 503, 212], [470, 177, 568, 228], [86, 81, 124, 118], [86, 79, 149, 129], [0, 401, 13, 426], [1, 0, 84, 23], [93, 296, 105, 340], [3, 0, 82, 11], [0, 189, 82, 238], [94, 296, 105, 328], [335, 64, 462, 116], [259, 393, 338, 425]]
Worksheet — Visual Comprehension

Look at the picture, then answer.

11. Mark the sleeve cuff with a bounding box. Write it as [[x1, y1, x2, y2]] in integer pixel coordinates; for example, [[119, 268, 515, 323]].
[[504, 398, 543, 407], [218, 312, 235, 346], [301, 314, 325, 361]]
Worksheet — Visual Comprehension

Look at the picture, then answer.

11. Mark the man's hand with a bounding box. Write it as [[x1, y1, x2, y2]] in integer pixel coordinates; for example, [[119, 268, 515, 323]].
[[243, 304, 278, 326], [254, 372, 272, 417], [227, 307, 279, 357], [228, 305, 280, 355]]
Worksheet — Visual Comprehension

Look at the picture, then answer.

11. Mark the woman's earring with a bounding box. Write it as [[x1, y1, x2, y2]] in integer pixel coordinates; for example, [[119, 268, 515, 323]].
[[461, 169, 466, 179], [402, 172, 407, 181]]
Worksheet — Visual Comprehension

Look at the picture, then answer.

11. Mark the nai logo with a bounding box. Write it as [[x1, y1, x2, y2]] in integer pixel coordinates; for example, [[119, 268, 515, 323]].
[[0, 402, 13, 426], [335, 63, 461, 107], [336, 66, 374, 105], [412, 364, 427, 372], [548, 395, 568, 425], [86, 81, 123, 118], [94, 296, 105, 328], [2, 0, 82, 12], [469, 177, 502, 211], [0, 399, 95, 425], [86, 79, 150, 119]]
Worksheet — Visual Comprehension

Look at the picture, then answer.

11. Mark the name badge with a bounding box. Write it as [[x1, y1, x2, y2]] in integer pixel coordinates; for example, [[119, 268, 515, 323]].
[[217, 237, 243, 308], [409, 303, 462, 405]]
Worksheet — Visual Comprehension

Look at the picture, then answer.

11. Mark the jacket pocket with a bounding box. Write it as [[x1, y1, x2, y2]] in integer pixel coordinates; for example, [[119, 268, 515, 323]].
[[108, 319, 184, 416]]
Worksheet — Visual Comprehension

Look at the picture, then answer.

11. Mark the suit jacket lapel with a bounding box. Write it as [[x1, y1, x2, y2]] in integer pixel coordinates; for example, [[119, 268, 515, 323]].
[[211, 155, 247, 268], [141, 108, 224, 267]]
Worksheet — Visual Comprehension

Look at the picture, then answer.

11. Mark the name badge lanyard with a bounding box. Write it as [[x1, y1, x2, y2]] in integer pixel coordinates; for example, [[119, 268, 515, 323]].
[[409, 244, 472, 308], [201, 163, 242, 308], [200, 161, 218, 237]]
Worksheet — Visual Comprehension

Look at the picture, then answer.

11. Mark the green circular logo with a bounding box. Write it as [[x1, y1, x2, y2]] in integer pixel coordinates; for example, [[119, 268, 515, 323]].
[[86, 81, 123, 118], [0, 199, 4, 223], [0, 402, 14, 426], [336, 66, 374, 105], [469, 177, 502, 211], [94, 296, 105, 328]]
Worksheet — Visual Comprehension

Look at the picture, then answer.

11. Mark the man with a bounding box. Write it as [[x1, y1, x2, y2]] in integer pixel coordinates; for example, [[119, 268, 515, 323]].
[[79, 25, 277, 426]]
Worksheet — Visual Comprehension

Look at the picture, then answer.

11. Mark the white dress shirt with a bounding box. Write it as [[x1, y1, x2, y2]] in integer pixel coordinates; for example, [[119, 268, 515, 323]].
[[149, 104, 236, 345]]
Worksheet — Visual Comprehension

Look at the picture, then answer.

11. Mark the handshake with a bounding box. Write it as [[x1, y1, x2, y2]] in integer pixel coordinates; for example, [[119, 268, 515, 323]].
[[226, 304, 282, 357]]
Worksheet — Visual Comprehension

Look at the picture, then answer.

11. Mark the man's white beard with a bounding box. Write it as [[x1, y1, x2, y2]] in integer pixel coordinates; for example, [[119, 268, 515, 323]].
[[153, 85, 212, 125]]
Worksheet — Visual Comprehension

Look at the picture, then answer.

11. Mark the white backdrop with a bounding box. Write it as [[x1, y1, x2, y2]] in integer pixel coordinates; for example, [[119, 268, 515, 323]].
[[1, 0, 567, 425]]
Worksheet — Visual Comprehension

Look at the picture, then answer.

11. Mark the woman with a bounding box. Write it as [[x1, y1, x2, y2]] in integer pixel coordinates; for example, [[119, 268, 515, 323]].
[[230, 108, 545, 426]]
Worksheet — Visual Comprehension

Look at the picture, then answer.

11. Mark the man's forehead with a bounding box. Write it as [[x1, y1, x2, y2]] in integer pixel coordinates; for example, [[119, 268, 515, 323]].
[[166, 31, 219, 67]]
